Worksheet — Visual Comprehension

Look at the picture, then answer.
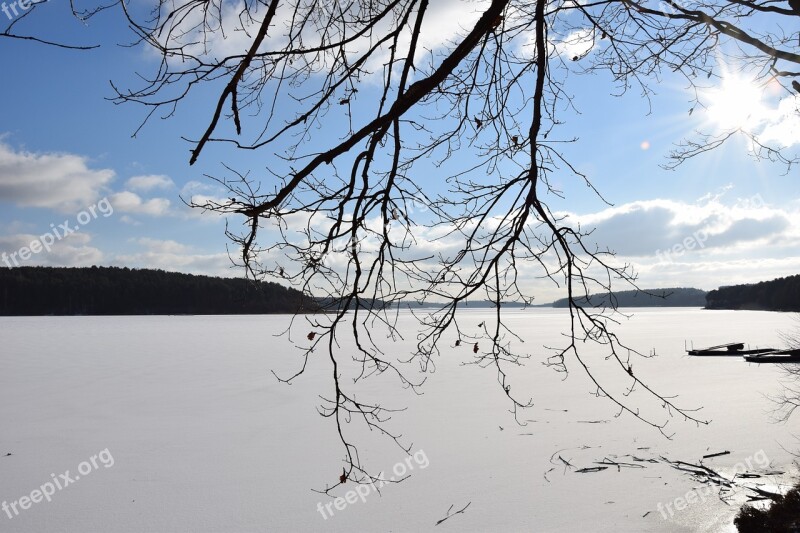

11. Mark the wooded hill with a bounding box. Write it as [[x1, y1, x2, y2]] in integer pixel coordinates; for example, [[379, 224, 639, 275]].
[[12, 266, 798, 315], [706, 275, 800, 312], [0, 266, 317, 315], [551, 287, 707, 308]]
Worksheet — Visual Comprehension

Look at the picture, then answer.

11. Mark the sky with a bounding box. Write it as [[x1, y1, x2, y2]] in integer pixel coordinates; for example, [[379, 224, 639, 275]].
[[0, 0, 798, 303]]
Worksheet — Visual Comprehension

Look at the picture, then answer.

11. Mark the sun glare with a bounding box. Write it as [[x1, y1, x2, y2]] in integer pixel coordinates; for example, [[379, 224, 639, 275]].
[[704, 75, 768, 131]]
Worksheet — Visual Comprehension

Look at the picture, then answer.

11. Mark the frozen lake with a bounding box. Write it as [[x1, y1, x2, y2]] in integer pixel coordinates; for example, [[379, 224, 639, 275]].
[[1, 308, 798, 532]]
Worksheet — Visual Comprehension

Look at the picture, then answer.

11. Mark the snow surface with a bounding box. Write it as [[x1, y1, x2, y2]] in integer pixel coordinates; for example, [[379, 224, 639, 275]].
[[0, 308, 798, 532]]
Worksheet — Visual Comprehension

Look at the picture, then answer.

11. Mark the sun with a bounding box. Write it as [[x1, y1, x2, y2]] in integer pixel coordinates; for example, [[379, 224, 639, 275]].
[[703, 74, 768, 131]]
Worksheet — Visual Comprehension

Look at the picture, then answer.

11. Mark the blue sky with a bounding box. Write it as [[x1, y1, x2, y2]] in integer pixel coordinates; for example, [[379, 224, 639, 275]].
[[0, 1, 798, 302]]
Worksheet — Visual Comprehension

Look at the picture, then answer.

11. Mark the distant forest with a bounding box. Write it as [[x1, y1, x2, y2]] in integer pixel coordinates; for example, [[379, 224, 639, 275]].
[[706, 275, 800, 312], [0, 266, 317, 316], [551, 288, 707, 308], [9, 266, 799, 315]]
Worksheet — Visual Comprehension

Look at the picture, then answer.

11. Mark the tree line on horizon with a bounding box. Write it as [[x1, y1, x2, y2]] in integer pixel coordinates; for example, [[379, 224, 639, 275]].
[[0, 266, 317, 316], [551, 288, 707, 308], [706, 275, 800, 312], [549, 277, 800, 312], [2, 267, 798, 315]]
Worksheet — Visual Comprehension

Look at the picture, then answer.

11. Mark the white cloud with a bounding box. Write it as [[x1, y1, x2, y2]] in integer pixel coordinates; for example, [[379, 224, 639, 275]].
[[119, 215, 142, 226], [157, 0, 490, 77], [0, 141, 113, 212], [758, 95, 800, 148], [177, 180, 238, 219], [180, 180, 216, 195], [548, 194, 800, 295], [554, 28, 595, 60], [0, 231, 236, 278], [114, 238, 234, 277], [0, 232, 104, 267], [188, 194, 233, 209], [126, 174, 175, 192], [133, 237, 192, 254], [562, 195, 793, 257], [200, 189, 800, 302], [642, 257, 800, 292], [109, 191, 171, 217], [412, 0, 488, 59]]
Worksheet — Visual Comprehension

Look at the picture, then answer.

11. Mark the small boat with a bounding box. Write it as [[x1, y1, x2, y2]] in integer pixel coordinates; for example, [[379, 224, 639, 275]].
[[690, 347, 775, 356], [744, 348, 800, 363], [687, 342, 769, 356]]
